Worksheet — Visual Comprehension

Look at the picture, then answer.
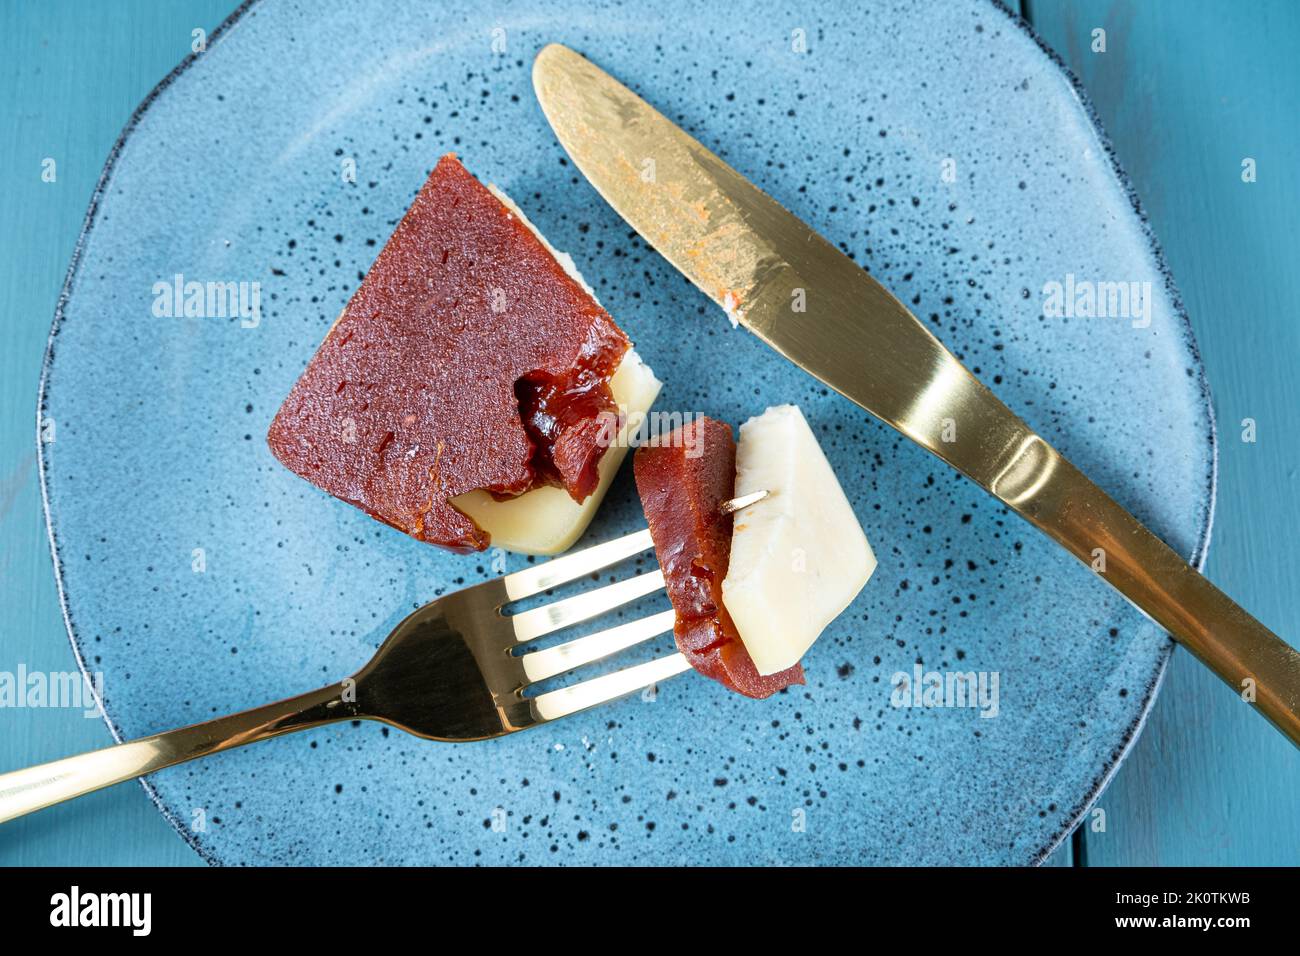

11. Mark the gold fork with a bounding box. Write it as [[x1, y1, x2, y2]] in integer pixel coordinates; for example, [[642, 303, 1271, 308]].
[[0, 497, 773, 823]]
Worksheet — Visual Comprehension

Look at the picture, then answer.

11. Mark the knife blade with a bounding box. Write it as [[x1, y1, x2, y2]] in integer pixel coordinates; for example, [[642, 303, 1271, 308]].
[[532, 42, 1015, 481], [532, 42, 1300, 746]]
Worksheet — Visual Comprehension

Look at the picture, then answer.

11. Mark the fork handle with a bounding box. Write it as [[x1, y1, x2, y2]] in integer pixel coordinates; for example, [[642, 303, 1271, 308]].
[[993, 436, 1300, 745], [0, 681, 355, 824]]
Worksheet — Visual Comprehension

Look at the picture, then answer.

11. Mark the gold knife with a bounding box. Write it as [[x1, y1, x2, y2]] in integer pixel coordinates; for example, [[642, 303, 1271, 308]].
[[532, 42, 1300, 746]]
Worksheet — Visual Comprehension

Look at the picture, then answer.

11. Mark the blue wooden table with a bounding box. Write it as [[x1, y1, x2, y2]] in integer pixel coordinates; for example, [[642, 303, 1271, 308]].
[[1, 0, 1296, 866]]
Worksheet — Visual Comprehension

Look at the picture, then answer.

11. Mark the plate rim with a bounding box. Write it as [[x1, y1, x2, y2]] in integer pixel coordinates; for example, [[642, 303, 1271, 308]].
[[35, 0, 1218, 867]]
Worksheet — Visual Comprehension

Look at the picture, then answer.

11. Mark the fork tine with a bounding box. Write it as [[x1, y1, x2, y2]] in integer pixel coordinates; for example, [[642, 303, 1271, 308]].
[[501, 528, 654, 602], [509, 569, 666, 642], [531, 652, 692, 721], [520, 609, 675, 683]]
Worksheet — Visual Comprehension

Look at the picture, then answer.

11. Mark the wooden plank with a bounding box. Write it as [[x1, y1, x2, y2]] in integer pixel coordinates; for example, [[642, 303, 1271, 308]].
[[1027, 0, 1300, 865], [0, 0, 240, 866]]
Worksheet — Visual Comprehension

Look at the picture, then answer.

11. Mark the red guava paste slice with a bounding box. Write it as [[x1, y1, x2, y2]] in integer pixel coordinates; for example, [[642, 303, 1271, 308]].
[[267, 154, 629, 553], [633, 417, 804, 698]]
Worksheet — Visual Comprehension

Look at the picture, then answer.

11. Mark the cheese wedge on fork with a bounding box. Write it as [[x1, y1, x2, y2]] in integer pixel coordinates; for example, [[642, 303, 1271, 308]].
[[721, 405, 876, 676]]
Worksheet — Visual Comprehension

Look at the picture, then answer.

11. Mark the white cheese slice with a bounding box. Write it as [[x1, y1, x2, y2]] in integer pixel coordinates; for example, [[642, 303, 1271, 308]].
[[451, 185, 659, 555], [452, 349, 660, 555], [721, 405, 876, 675]]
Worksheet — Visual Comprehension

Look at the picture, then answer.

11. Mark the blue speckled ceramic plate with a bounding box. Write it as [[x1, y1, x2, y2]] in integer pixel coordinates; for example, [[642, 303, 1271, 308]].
[[40, 0, 1215, 865]]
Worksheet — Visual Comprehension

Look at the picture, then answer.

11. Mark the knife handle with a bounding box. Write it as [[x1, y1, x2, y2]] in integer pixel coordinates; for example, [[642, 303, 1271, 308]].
[[993, 430, 1300, 745]]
